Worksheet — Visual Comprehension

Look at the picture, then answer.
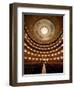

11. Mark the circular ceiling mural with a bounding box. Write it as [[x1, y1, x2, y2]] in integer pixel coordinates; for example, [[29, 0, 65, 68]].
[[33, 19, 55, 43], [25, 16, 63, 45]]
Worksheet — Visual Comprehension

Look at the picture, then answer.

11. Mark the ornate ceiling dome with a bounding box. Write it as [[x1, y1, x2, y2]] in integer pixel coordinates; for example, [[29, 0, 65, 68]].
[[25, 16, 63, 44], [33, 19, 55, 44]]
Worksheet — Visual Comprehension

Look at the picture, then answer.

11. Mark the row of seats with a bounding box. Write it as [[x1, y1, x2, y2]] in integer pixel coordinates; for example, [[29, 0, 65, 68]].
[[24, 63, 63, 74]]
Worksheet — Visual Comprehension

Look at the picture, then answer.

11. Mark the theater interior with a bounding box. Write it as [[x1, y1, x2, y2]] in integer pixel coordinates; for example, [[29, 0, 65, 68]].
[[24, 15, 63, 74]]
